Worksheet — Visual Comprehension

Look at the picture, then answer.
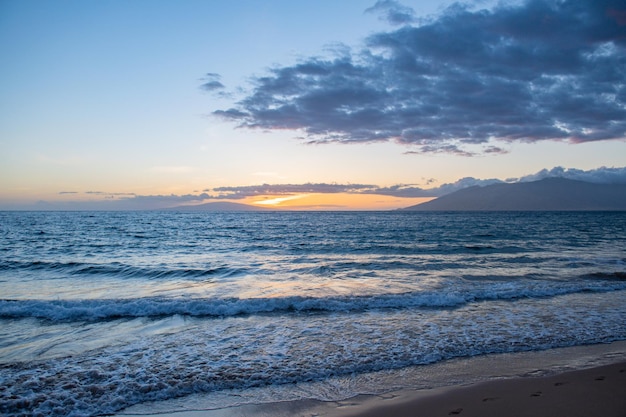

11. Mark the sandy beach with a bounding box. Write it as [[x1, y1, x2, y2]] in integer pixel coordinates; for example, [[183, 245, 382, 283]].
[[328, 361, 626, 417], [118, 357, 626, 417]]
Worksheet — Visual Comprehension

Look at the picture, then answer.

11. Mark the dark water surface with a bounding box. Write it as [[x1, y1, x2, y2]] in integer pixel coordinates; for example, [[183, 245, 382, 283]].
[[1, 211, 625, 416]]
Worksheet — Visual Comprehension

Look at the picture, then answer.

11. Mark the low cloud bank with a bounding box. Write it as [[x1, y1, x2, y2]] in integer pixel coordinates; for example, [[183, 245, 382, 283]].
[[516, 166, 626, 184], [36, 166, 626, 210]]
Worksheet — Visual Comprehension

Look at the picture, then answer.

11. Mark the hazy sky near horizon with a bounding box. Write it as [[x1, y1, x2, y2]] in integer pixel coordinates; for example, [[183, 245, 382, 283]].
[[1, 0, 625, 209]]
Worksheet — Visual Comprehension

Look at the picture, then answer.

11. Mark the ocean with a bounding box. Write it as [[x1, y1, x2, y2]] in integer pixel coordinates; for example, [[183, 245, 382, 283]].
[[1, 210, 626, 416]]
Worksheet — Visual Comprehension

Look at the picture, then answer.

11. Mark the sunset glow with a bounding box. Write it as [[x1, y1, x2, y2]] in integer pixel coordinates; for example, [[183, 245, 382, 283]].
[[249, 193, 434, 211], [2, 2, 626, 415], [1, 0, 624, 210], [253, 195, 309, 206]]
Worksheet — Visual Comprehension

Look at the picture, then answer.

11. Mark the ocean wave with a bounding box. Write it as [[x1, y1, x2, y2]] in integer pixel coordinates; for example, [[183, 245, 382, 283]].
[[2, 279, 625, 322], [0, 260, 244, 280], [2, 291, 626, 417], [584, 272, 626, 280]]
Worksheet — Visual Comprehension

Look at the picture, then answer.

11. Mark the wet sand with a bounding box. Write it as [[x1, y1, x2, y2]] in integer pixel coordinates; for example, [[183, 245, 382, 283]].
[[327, 360, 626, 417], [120, 360, 626, 417]]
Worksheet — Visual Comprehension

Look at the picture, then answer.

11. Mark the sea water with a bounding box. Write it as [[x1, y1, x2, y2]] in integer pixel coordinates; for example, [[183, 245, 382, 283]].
[[1, 211, 625, 416]]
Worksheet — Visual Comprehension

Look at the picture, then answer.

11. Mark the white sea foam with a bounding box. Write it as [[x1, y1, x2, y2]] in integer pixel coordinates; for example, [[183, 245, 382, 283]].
[[1, 211, 626, 416], [2, 275, 625, 322], [2, 290, 626, 416]]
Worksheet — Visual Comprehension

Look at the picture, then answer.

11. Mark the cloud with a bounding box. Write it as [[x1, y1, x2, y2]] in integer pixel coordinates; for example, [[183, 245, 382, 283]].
[[210, 183, 379, 199], [200, 73, 225, 92], [366, 177, 506, 197], [364, 166, 626, 196], [213, 0, 626, 154], [516, 166, 626, 184], [124, 193, 213, 206], [365, 0, 417, 25], [10, 165, 626, 210], [84, 191, 136, 196], [207, 180, 505, 199], [426, 177, 506, 196]]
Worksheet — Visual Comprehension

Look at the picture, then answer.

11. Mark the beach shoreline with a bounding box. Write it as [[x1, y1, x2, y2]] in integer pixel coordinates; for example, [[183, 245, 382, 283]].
[[117, 340, 626, 417], [326, 360, 626, 417]]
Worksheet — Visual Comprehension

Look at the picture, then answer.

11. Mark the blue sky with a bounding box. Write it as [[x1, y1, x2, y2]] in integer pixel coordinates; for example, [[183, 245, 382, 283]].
[[1, 0, 625, 209]]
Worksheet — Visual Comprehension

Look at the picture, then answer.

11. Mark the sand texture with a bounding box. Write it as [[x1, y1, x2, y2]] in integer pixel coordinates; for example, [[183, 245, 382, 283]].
[[118, 360, 626, 417], [330, 361, 626, 417]]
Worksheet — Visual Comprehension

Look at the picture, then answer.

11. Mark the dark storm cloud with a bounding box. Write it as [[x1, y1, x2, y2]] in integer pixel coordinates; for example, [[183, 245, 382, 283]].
[[214, 0, 626, 154]]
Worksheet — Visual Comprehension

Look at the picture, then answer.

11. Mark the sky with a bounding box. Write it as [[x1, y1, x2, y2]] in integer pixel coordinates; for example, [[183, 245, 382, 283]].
[[1, 0, 625, 210]]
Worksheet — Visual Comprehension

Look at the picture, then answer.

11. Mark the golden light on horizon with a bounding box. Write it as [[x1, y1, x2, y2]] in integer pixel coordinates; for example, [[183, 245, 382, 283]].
[[247, 193, 434, 210], [254, 194, 308, 206]]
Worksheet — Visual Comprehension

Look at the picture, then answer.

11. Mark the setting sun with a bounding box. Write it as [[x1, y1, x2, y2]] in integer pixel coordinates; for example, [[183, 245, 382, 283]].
[[249, 193, 433, 210], [253, 194, 308, 206]]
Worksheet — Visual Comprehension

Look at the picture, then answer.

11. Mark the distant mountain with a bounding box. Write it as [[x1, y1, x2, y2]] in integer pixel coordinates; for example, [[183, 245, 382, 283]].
[[403, 178, 626, 211], [167, 202, 272, 211]]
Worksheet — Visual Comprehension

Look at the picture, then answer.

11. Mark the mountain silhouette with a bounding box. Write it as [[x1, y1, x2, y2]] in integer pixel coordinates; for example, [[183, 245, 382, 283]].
[[403, 178, 626, 211]]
